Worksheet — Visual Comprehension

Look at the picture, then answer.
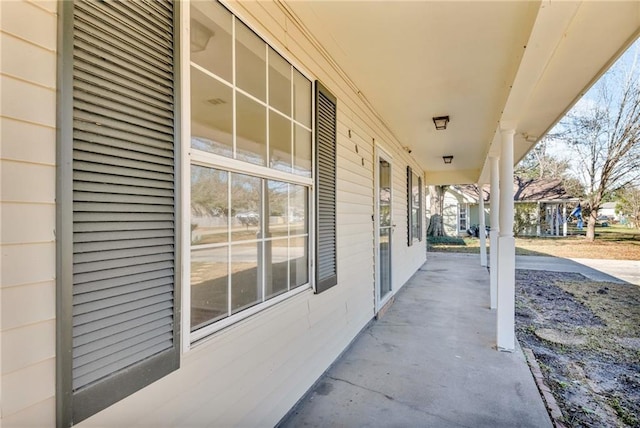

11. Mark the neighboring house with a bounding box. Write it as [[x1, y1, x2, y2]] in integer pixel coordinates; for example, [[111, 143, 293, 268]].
[[444, 179, 580, 237], [598, 202, 619, 221], [1, 1, 637, 427], [441, 186, 489, 236]]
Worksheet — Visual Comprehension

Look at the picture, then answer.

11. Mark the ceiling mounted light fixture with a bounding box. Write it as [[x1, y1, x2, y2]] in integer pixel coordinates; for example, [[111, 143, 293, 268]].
[[442, 155, 454, 164], [191, 19, 214, 53], [432, 115, 450, 130]]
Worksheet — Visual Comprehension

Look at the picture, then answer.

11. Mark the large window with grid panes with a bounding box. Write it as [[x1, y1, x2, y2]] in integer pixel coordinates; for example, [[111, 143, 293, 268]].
[[188, 0, 313, 339]]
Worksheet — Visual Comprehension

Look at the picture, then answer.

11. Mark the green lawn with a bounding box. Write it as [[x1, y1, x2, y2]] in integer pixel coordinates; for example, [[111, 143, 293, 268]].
[[428, 225, 640, 260]]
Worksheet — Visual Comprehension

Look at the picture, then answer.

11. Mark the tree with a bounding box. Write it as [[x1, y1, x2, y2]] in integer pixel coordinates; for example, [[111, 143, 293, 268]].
[[426, 185, 448, 236], [515, 139, 585, 199], [516, 138, 570, 180], [552, 45, 640, 240], [616, 185, 640, 228], [513, 202, 538, 237]]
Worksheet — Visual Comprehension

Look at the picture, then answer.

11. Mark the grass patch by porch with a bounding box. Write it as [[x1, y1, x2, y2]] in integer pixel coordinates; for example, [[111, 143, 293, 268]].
[[427, 225, 640, 260]]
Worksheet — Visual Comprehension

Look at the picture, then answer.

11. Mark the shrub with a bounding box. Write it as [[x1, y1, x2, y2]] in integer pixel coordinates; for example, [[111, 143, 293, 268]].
[[427, 236, 466, 246]]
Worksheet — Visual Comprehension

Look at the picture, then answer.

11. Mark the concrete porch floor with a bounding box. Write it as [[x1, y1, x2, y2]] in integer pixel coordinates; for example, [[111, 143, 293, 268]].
[[280, 252, 552, 428]]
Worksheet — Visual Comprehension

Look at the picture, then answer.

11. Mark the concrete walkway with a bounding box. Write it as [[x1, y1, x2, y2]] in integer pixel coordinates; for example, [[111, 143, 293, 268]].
[[280, 253, 552, 428], [516, 255, 640, 285]]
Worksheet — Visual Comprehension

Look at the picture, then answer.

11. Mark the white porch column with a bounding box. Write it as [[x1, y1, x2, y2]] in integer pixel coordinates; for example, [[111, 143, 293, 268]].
[[478, 183, 487, 267], [497, 128, 516, 352], [489, 157, 499, 310], [563, 203, 568, 236]]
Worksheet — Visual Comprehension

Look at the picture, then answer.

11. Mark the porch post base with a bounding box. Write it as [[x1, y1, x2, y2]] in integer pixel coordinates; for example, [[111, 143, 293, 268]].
[[497, 235, 515, 352], [489, 230, 499, 309]]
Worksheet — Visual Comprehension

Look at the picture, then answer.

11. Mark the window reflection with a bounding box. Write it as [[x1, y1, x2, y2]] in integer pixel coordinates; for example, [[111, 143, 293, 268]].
[[379, 160, 391, 227], [379, 228, 391, 297], [289, 184, 308, 236], [265, 237, 289, 299], [293, 69, 311, 128], [236, 92, 267, 165], [231, 242, 262, 313], [289, 236, 308, 289], [190, 1, 232, 83], [269, 111, 292, 172], [231, 173, 261, 241], [191, 166, 228, 245], [191, 247, 229, 330], [189, 4, 312, 333], [190, 172, 310, 329], [236, 21, 266, 101], [191, 67, 233, 156], [269, 48, 291, 115], [267, 180, 288, 238], [294, 124, 312, 177], [190, 3, 311, 177], [412, 171, 420, 240]]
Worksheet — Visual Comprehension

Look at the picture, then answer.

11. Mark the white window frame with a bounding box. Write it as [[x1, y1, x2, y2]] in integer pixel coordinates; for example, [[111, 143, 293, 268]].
[[180, 0, 317, 351], [458, 203, 468, 234], [410, 169, 422, 243]]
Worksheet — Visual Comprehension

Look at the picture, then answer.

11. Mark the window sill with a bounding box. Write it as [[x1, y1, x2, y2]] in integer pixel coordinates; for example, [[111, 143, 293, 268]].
[[188, 283, 313, 347]]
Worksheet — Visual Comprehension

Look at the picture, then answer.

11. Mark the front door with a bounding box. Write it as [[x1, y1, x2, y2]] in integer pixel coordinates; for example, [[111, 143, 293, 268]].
[[376, 150, 393, 309]]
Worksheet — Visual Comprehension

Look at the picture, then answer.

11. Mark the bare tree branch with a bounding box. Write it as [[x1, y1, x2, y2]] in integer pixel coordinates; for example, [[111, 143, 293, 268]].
[[553, 44, 640, 240]]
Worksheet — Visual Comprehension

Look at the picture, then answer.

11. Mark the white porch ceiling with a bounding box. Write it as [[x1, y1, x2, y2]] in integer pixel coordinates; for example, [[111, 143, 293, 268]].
[[284, 1, 640, 185]]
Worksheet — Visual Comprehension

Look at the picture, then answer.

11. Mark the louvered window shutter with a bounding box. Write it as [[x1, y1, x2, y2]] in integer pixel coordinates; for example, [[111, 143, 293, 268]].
[[315, 82, 338, 293], [407, 166, 413, 246], [59, 1, 179, 424]]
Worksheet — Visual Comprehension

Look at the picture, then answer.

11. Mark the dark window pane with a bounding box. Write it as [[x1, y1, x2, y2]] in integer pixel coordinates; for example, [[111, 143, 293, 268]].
[[191, 166, 228, 245], [191, 247, 229, 330]]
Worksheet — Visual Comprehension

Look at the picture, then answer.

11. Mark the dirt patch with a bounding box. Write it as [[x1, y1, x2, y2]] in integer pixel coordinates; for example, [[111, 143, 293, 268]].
[[534, 328, 588, 346], [516, 270, 640, 427]]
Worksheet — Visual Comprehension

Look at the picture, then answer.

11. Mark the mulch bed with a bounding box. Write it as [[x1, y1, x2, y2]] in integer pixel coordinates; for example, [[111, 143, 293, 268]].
[[515, 270, 640, 427]]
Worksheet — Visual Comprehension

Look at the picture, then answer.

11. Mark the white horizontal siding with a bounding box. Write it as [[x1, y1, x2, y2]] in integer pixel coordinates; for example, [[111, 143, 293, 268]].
[[0, 1, 57, 51], [0, 0, 426, 426], [2, 320, 55, 374], [1, 398, 55, 428], [1, 117, 56, 165], [79, 0, 425, 425], [391, 147, 425, 288], [0, 1, 57, 426]]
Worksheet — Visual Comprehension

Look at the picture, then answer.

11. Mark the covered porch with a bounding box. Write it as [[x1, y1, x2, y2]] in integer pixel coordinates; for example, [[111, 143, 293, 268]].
[[280, 253, 552, 427], [283, 0, 640, 352], [2, 1, 640, 426]]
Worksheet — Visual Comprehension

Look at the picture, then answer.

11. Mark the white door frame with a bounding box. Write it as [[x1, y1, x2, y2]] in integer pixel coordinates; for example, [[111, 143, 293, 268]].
[[374, 145, 394, 312]]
